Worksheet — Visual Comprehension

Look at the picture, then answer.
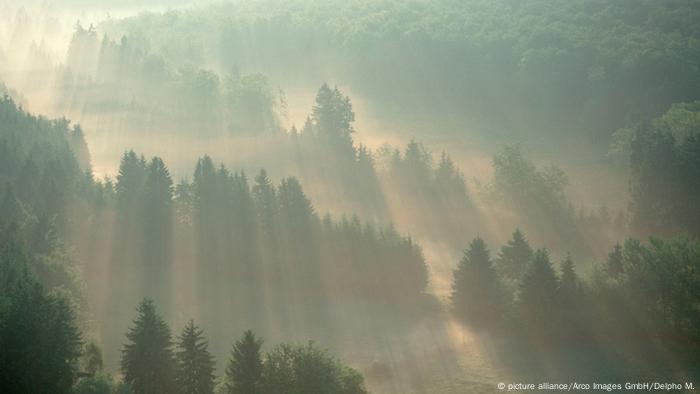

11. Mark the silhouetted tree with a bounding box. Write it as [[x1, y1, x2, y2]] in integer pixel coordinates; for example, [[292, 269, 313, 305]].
[[495, 228, 533, 282], [311, 84, 355, 155], [518, 249, 559, 331], [141, 157, 174, 310], [252, 169, 277, 236], [225, 330, 264, 394], [121, 299, 176, 394], [176, 320, 216, 394], [451, 238, 510, 329], [557, 253, 582, 308], [435, 151, 469, 201]]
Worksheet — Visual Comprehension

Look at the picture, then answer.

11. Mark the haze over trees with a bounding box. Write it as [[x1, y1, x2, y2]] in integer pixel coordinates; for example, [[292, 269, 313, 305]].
[[0, 1, 699, 393]]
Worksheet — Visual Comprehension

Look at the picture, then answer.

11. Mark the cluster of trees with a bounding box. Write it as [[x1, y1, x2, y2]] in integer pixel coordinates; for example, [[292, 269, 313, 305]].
[[1, 266, 368, 394], [98, 299, 366, 394], [0, 234, 83, 393], [451, 229, 700, 351], [623, 102, 700, 238], [101, 0, 700, 138], [487, 145, 626, 256], [65, 85, 434, 365], [0, 96, 91, 307], [86, 148, 429, 357], [371, 140, 477, 245], [0, 92, 429, 380], [60, 23, 282, 134], [293, 92, 623, 261]]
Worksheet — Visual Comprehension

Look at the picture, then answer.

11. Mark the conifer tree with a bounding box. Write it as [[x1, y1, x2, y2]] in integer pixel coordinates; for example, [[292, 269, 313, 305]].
[[225, 330, 264, 394], [495, 228, 533, 282], [176, 320, 216, 394], [276, 177, 314, 228], [435, 151, 468, 200], [518, 249, 559, 328], [252, 169, 277, 235], [121, 299, 176, 394], [557, 253, 581, 307], [311, 83, 355, 155], [451, 237, 510, 329]]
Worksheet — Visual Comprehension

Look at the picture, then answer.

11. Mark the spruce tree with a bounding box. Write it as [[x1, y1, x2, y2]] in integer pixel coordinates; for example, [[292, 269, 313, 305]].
[[225, 330, 264, 394], [435, 151, 468, 200], [557, 253, 581, 308], [121, 299, 176, 394], [450, 237, 510, 329], [495, 228, 533, 282], [252, 169, 277, 235], [518, 249, 559, 329], [311, 83, 355, 155], [176, 320, 216, 394]]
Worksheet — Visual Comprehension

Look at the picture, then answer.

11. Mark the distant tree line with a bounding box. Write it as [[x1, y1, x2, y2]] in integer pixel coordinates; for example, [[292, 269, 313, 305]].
[[59, 23, 282, 135], [100, 0, 700, 138]]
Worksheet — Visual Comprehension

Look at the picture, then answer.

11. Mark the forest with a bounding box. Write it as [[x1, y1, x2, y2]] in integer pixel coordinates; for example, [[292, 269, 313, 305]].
[[1, 1, 699, 393]]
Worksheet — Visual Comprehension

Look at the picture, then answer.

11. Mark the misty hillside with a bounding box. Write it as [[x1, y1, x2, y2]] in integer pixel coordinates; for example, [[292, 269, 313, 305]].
[[1, 1, 699, 394]]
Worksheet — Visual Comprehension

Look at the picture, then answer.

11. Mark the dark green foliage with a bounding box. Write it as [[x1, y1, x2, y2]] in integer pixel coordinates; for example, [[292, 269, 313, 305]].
[[260, 342, 368, 394], [72, 373, 116, 394], [0, 237, 83, 394], [448, 232, 699, 360], [619, 237, 700, 339], [69, 125, 91, 171], [121, 299, 176, 394], [277, 177, 314, 229], [101, 0, 700, 140], [557, 253, 582, 309], [495, 228, 533, 283], [225, 330, 264, 394], [628, 110, 700, 237], [450, 238, 510, 329], [176, 320, 216, 394], [311, 83, 355, 154], [252, 169, 277, 236], [141, 157, 174, 310], [0, 96, 92, 229], [518, 249, 559, 330], [434, 151, 469, 203]]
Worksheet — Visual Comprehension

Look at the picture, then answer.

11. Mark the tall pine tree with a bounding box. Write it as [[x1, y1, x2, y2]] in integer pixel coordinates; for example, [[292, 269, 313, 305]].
[[450, 238, 510, 329], [518, 249, 559, 331], [311, 83, 355, 156], [495, 228, 533, 282], [225, 330, 263, 394], [176, 320, 216, 394], [121, 299, 176, 394], [557, 253, 582, 308]]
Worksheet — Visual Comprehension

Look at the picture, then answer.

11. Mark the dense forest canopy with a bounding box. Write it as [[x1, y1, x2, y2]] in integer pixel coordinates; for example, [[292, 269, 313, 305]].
[[0, 1, 699, 393], [99, 0, 700, 138]]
